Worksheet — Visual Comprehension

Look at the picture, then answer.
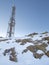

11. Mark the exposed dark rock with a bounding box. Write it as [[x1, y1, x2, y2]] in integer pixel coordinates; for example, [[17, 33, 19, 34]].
[[15, 38, 33, 45], [27, 32, 38, 37], [42, 36, 49, 41], [27, 45, 37, 53], [45, 51, 49, 57], [41, 31, 48, 34], [35, 43, 48, 53], [0, 39, 8, 42], [3, 47, 17, 62], [9, 48, 17, 62], [47, 41, 49, 44], [6, 41, 9, 44], [22, 43, 48, 56], [33, 52, 44, 59], [20, 38, 33, 45], [22, 49, 28, 54], [22, 45, 37, 54], [0, 37, 3, 38], [3, 49, 10, 56], [34, 40, 43, 45], [15, 39, 22, 43], [40, 36, 42, 37]]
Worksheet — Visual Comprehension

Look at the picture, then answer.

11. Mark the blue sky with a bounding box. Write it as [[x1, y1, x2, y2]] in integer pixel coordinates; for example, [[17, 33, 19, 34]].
[[0, 0, 49, 37]]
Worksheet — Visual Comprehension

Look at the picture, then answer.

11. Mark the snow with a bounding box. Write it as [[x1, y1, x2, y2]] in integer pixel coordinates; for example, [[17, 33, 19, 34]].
[[37, 50, 44, 54], [0, 34, 49, 65], [32, 34, 42, 40], [46, 45, 49, 51]]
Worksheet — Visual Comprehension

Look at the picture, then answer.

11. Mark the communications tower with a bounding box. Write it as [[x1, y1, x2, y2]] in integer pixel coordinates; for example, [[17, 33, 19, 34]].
[[7, 5, 16, 38]]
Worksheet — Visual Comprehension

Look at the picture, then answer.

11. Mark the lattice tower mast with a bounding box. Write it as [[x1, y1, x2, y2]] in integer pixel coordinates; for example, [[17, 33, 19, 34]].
[[7, 0, 16, 37]]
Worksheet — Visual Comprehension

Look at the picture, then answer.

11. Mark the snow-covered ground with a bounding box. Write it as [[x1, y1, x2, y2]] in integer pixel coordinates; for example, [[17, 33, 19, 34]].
[[0, 32, 49, 65]]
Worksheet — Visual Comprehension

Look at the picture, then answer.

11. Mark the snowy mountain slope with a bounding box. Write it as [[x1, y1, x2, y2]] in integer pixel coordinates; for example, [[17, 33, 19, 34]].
[[0, 32, 49, 65]]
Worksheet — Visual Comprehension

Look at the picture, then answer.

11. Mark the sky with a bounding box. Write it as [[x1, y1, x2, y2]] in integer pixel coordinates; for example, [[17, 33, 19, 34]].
[[0, 0, 49, 37]]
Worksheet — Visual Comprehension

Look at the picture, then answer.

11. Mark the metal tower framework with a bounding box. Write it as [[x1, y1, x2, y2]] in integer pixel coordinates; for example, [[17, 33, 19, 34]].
[[7, 6, 16, 37]]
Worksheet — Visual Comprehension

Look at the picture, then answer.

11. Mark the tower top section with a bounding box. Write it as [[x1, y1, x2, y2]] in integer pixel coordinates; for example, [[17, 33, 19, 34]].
[[12, 0, 15, 6], [11, 5, 16, 20]]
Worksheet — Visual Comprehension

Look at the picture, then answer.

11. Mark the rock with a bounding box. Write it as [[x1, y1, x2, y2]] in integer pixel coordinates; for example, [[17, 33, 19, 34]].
[[27, 45, 37, 53], [45, 51, 49, 57], [33, 52, 44, 59], [3, 47, 17, 62], [22, 49, 28, 54]]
